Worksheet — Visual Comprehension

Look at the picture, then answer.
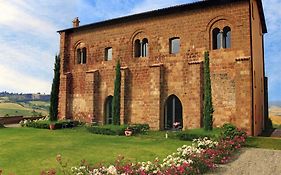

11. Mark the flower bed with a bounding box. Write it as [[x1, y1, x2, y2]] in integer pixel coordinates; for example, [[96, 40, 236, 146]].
[[44, 124, 246, 175]]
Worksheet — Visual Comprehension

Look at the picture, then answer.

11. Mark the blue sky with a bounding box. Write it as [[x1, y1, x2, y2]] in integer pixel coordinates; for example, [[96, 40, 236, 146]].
[[0, 0, 280, 102]]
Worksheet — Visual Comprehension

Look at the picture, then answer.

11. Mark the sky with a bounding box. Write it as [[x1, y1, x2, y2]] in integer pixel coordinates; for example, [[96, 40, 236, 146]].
[[0, 0, 280, 102]]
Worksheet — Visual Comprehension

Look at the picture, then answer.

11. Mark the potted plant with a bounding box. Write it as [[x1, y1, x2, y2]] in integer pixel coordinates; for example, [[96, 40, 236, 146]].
[[124, 127, 133, 136], [49, 122, 55, 130]]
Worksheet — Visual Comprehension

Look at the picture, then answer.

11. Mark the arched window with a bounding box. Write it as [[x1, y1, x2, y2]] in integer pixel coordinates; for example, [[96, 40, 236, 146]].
[[134, 38, 149, 58], [223, 26, 231, 49], [142, 38, 148, 57], [134, 39, 141, 57], [164, 95, 183, 130], [212, 28, 221, 50], [76, 47, 87, 64]]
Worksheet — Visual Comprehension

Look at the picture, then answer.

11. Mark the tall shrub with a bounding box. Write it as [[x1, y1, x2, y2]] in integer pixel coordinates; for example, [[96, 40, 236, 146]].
[[112, 60, 121, 125], [203, 51, 214, 131], [49, 55, 60, 121]]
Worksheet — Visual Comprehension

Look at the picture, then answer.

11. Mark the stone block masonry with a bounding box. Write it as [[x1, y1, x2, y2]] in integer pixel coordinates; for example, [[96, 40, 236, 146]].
[[57, 0, 267, 136]]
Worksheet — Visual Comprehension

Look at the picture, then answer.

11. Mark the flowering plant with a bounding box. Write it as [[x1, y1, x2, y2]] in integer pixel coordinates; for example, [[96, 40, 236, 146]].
[[47, 125, 247, 175], [173, 122, 181, 128]]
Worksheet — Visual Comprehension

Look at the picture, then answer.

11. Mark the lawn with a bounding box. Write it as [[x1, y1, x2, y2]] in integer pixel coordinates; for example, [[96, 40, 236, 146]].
[[246, 136, 281, 150], [0, 127, 188, 174]]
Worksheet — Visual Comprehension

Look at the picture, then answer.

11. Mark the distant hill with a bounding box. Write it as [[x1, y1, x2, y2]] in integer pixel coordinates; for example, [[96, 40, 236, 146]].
[[0, 92, 50, 117], [269, 101, 281, 125], [269, 101, 281, 108], [0, 101, 49, 117], [0, 92, 50, 102]]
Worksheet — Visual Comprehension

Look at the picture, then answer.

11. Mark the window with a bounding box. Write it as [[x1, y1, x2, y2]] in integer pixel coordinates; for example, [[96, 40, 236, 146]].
[[142, 38, 148, 57], [134, 38, 149, 58], [81, 47, 87, 64], [105, 47, 112, 61], [134, 39, 141, 57], [77, 47, 87, 64], [212, 28, 221, 50], [212, 27, 231, 50], [252, 3, 255, 19], [77, 48, 81, 64], [223, 26, 231, 49], [170, 37, 180, 54], [105, 96, 113, 124]]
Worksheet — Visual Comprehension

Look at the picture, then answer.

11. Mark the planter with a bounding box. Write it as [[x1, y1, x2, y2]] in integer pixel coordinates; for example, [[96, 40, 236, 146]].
[[49, 123, 55, 130], [124, 129, 133, 136]]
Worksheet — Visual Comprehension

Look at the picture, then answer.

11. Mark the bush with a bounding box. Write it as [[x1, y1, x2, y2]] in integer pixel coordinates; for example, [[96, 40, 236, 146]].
[[26, 120, 49, 129], [176, 128, 220, 141], [265, 118, 273, 130], [0, 123, 5, 128], [273, 124, 281, 129], [88, 125, 127, 136], [22, 119, 80, 130], [128, 124, 150, 134], [88, 124, 150, 136], [220, 123, 246, 139]]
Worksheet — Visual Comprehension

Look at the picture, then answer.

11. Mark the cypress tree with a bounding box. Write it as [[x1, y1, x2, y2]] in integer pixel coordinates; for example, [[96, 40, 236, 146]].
[[49, 55, 60, 122], [112, 60, 121, 125], [203, 51, 214, 131]]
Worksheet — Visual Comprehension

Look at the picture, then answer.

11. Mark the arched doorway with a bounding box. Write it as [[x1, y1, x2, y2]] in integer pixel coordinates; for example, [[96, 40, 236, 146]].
[[164, 95, 183, 130], [104, 96, 113, 124]]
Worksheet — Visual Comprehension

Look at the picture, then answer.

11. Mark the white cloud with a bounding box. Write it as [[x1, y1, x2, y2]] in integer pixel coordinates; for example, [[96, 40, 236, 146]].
[[263, 0, 281, 101], [0, 0, 280, 102], [129, 0, 197, 14], [0, 0, 57, 40], [0, 65, 51, 93]]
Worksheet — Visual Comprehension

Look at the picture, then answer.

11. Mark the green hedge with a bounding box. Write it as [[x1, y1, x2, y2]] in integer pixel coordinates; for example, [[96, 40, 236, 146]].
[[87, 124, 150, 136], [0, 123, 5, 128], [25, 120, 49, 129], [25, 120, 80, 129], [128, 124, 149, 134], [220, 123, 246, 139], [176, 128, 221, 141], [88, 125, 126, 136]]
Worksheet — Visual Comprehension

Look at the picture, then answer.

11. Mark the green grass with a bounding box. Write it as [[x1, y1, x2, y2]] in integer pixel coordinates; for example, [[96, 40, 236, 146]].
[[246, 137, 281, 150], [0, 127, 189, 174]]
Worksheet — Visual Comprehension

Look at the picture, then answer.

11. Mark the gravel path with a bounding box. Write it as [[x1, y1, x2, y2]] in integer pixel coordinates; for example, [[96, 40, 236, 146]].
[[207, 148, 281, 175]]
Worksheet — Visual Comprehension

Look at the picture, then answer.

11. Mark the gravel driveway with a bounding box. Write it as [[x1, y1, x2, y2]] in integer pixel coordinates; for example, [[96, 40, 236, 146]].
[[207, 148, 281, 175]]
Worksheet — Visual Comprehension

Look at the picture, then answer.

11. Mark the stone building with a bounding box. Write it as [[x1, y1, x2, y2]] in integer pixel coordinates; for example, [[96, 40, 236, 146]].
[[57, 0, 267, 136]]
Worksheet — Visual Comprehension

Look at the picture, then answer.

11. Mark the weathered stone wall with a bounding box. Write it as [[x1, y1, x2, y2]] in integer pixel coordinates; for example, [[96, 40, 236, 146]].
[[58, 0, 264, 135], [251, 0, 265, 135]]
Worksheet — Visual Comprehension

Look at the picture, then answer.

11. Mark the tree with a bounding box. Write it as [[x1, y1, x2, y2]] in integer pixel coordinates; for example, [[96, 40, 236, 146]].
[[49, 55, 60, 121], [112, 60, 121, 125], [203, 51, 214, 131]]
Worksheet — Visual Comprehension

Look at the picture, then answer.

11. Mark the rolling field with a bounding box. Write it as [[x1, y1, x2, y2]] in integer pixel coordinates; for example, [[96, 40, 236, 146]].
[[0, 101, 49, 117], [269, 106, 281, 125]]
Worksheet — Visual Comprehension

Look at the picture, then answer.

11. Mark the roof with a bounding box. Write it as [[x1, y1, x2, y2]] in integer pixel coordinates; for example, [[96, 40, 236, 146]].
[[58, 0, 267, 33]]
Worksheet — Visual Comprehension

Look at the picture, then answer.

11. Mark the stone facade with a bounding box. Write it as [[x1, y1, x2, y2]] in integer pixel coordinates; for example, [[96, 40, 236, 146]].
[[58, 0, 267, 136]]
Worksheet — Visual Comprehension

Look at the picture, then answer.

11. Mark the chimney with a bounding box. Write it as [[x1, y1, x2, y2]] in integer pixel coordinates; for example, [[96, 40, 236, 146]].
[[72, 17, 80, 28]]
